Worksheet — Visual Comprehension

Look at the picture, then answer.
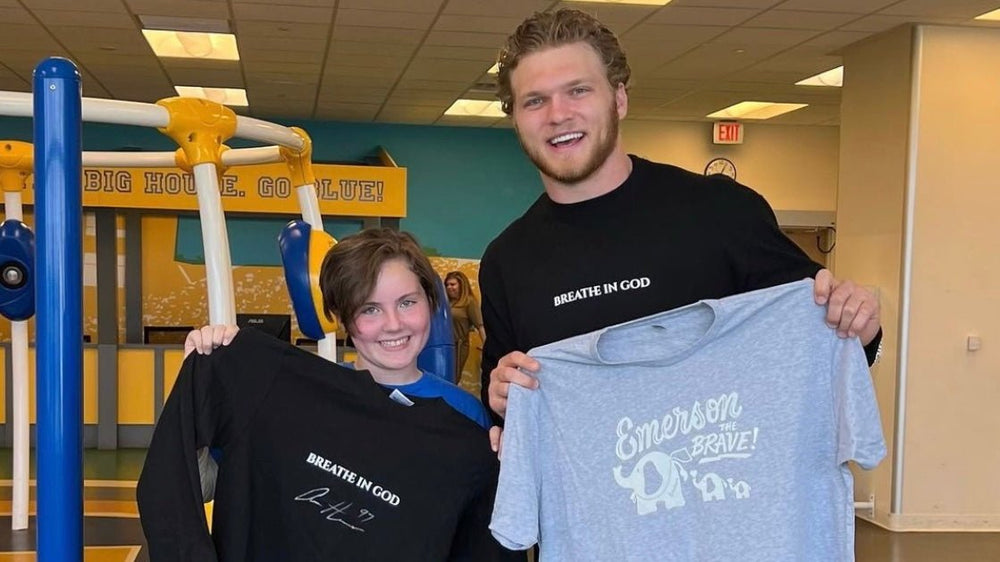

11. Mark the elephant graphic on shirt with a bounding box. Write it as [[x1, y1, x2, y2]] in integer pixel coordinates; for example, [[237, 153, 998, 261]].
[[727, 478, 751, 499], [690, 470, 727, 502], [613, 450, 688, 515]]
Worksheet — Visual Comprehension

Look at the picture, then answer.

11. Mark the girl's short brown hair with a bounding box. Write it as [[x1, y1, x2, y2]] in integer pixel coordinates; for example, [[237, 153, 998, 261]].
[[319, 228, 440, 334]]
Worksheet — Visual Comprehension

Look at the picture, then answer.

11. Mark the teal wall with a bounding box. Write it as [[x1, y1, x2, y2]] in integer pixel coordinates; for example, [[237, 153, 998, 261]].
[[0, 115, 543, 259]]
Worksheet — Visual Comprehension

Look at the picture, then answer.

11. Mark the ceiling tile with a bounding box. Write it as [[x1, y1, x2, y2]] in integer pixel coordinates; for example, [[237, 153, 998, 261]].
[[622, 23, 729, 45], [333, 25, 426, 45], [442, 0, 551, 18], [376, 106, 443, 124], [878, 0, 1000, 19], [433, 14, 524, 33], [423, 30, 509, 48], [555, 1, 658, 30], [239, 36, 327, 53], [743, 10, 860, 30], [385, 88, 459, 106], [434, 114, 503, 127], [237, 21, 331, 40], [776, 0, 896, 14], [711, 26, 820, 47], [126, 0, 230, 19], [329, 40, 416, 57], [670, 0, 782, 7], [239, 47, 326, 64], [168, 67, 245, 89], [335, 8, 436, 30], [233, 3, 333, 23], [800, 30, 871, 52], [29, 0, 123, 12], [644, 6, 759, 25], [415, 45, 498, 62], [338, 0, 445, 12], [314, 102, 381, 121], [839, 15, 911, 33]]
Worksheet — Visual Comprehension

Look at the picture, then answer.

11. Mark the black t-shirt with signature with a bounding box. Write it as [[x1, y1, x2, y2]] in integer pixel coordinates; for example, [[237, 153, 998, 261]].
[[138, 328, 517, 561]]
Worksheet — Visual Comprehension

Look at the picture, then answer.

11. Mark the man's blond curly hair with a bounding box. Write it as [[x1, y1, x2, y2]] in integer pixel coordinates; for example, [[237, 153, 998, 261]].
[[496, 9, 631, 115]]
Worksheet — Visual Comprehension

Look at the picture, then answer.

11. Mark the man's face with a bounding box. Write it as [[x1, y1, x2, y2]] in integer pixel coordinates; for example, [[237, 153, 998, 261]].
[[509, 42, 627, 186]]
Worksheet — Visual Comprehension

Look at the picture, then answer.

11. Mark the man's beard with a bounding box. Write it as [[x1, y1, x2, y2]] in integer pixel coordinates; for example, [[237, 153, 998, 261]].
[[518, 103, 619, 185]]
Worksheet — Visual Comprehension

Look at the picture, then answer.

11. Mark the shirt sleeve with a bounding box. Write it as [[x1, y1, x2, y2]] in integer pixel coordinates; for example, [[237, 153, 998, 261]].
[[723, 181, 822, 291], [832, 338, 887, 469], [489, 383, 541, 551], [479, 250, 517, 423], [136, 330, 284, 560], [448, 459, 524, 562]]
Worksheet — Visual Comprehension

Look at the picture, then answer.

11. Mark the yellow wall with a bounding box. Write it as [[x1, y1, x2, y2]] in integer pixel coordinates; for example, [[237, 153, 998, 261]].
[[117, 349, 154, 425], [902, 25, 1000, 527], [840, 24, 1000, 530], [23, 347, 98, 424], [140, 215, 300, 339], [0, 211, 125, 343], [623, 119, 840, 212], [838, 24, 913, 528]]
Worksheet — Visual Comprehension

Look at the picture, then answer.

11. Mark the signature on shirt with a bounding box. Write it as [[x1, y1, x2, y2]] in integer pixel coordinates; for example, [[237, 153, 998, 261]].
[[294, 487, 376, 532]]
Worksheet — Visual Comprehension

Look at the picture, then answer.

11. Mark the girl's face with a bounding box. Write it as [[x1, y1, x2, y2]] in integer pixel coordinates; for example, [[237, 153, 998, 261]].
[[445, 278, 461, 300], [350, 258, 431, 384]]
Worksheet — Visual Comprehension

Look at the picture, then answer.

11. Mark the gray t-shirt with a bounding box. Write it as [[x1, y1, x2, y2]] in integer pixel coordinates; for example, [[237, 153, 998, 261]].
[[490, 279, 886, 562]]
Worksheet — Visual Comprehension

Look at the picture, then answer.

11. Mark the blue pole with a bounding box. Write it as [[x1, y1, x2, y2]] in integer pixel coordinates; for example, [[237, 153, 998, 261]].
[[33, 57, 83, 562]]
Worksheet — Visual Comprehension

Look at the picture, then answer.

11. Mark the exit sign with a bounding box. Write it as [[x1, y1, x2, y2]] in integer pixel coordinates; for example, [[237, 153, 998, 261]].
[[713, 121, 743, 144]]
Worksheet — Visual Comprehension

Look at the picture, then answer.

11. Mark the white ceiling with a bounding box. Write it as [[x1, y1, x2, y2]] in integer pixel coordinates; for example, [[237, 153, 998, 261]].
[[1, 0, 999, 128]]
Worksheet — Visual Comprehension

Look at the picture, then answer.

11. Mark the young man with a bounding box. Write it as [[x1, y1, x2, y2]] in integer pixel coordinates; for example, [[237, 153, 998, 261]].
[[480, 9, 882, 425]]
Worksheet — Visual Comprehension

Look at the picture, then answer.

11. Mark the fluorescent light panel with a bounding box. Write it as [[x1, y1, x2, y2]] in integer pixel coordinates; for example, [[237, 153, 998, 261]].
[[571, 0, 673, 5], [707, 101, 808, 120], [143, 29, 240, 61], [445, 99, 505, 118], [487, 63, 499, 75], [974, 8, 1000, 20], [175, 86, 248, 107], [796, 66, 843, 87]]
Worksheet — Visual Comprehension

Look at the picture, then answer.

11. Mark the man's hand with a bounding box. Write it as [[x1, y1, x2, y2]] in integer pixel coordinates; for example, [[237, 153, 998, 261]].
[[184, 325, 239, 359], [487, 351, 539, 419], [489, 426, 504, 458], [813, 269, 880, 346]]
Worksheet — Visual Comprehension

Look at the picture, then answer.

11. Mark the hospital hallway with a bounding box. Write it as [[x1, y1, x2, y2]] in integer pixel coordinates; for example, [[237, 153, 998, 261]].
[[0, 450, 997, 562]]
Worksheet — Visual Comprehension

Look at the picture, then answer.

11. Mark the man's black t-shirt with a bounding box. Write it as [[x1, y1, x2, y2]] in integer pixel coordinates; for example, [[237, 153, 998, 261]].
[[479, 156, 824, 408], [138, 329, 516, 561]]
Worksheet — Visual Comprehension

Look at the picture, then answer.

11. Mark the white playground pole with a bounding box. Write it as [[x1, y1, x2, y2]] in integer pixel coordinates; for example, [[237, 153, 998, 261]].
[[294, 182, 336, 362], [4, 189, 29, 531], [192, 162, 236, 325], [0, 91, 304, 150], [81, 146, 283, 168]]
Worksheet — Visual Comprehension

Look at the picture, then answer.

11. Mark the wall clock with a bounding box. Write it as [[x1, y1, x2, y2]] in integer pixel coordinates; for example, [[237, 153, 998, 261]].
[[704, 157, 736, 180]]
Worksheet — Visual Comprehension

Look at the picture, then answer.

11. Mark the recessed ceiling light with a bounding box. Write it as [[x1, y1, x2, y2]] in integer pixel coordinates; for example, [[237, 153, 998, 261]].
[[571, 0, 673, 5], [706, 101, 807, 120], [444, 99, 505, 118], [974, 8, 1000, 20], [143, 29, 240, 61], [174, 86, 248, 107], [795, 66, 843, 87]]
